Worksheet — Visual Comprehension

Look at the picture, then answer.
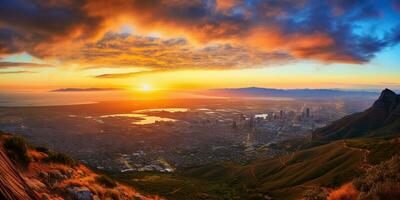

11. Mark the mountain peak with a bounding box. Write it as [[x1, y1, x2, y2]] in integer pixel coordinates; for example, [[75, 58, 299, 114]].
[[381, 88, 396, 96], [313, 88, 400, 141], [373, 88, 399, 109]]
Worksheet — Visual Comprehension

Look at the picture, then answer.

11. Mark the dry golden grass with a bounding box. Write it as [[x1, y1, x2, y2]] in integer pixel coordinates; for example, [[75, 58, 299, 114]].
[[18, 148, 163, 200], [327, 183, 359, 200]]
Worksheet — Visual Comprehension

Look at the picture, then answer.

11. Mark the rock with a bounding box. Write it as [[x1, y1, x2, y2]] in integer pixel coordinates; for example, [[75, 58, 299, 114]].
[[39, 171, 48, 179], [23, 177, 47, 191], [48, 170, 67, 185], [67, 186, 93, 200], [49, 170, 65, 179], [76, 170, 86, 178], [65, 169, 74, 178], [40, 193, 51, 200]]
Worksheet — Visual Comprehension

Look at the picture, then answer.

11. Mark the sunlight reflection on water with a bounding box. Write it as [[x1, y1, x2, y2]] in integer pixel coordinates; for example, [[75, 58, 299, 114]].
[[100, 113, 176, 125], [133, 108, 188, 113]]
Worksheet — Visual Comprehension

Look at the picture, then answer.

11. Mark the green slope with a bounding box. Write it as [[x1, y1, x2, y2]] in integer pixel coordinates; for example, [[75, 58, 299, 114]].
[[112, 137, 400, 200], [185, 141, 363, 199]]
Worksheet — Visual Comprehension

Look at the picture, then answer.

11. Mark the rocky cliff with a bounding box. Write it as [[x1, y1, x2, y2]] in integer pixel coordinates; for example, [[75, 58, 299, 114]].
[[0, 145, 39, 200]]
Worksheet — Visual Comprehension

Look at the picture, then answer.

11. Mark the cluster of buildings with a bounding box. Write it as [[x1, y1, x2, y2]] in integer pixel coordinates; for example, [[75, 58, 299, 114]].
[[0, 102, 341, 174], [116, 152, 175, 173]]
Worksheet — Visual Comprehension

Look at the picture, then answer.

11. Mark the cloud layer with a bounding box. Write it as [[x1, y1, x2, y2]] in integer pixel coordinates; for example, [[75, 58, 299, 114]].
[[1, 0, 399, 73], [50, 87, 121, 92], [0, 62, 52, 69]]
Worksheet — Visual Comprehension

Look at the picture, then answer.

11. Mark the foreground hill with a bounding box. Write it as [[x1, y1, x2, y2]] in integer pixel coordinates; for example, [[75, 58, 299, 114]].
[[0, 140, 39, 200], [0, 132, 160, 200], [98, 137, 400, 200], [183, 140, 364, 199], [312, 88, 400, 142]]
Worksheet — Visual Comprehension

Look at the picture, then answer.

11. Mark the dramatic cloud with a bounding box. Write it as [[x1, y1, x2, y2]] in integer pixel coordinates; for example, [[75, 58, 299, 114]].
[[0, 0, 104, 57], [95, 69, 167, 79], [0, 70, 35, 74], [393, 0, 400, 12], [50, 88, 122, 92], [0, 62, 52, 69], [0, 0, 399, 70], [73, 33, 292, 72]]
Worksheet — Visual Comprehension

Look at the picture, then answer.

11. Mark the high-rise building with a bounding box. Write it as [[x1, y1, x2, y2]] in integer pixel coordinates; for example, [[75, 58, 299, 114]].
[[249, 116, 255, 129], [239, 114, 246, 121], [231, 120, 238, 129], [306, 108, 310, 118]]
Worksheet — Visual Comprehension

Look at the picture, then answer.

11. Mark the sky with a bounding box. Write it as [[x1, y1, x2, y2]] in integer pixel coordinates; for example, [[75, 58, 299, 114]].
[[0, 0, 400, 93]]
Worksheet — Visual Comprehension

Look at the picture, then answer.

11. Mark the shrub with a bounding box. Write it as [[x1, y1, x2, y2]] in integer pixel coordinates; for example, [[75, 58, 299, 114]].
[[302, 187, 328, 200], [105, 190, 120, 200], [45, 151, 76, 166], [3, 136, 31, 165], [35, 146, 50, 154], [353, 155, 400, 200], [327, 183, 359, 200], [96, 175, 117, 188], [368, 182, 400, 200]]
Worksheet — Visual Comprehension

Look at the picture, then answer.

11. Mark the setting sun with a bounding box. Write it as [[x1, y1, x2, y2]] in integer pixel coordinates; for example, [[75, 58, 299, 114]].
[[140, 84, 152, 91]]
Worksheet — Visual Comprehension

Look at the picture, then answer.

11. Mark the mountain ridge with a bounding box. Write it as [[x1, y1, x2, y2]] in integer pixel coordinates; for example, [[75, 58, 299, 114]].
[[312, 88, 400, 141], [208, 87, 379, 98]]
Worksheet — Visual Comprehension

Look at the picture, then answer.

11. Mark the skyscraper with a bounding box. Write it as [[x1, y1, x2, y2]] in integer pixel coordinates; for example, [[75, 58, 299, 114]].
[[306, 108, 310, 118]]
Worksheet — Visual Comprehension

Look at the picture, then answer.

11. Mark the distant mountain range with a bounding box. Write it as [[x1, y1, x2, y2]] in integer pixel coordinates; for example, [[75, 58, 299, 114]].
[[208, 87, 379, 98]]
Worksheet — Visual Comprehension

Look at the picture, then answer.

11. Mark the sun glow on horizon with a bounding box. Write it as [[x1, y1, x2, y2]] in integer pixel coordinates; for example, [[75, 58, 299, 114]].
[[140, 84, 153, 92]]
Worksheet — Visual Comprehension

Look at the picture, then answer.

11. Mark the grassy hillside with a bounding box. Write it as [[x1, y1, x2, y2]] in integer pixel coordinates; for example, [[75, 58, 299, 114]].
[[346, 137, 400, 165], [114, 141, 365, 200], [113, 172, 246, 200], [189, 141, 364, 199], [0, 133, 157, 200]]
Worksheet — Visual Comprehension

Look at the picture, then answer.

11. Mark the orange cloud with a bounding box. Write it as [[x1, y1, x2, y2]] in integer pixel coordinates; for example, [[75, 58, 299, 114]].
[[0, 0, 398, 69], [215, 0, 241, 12]]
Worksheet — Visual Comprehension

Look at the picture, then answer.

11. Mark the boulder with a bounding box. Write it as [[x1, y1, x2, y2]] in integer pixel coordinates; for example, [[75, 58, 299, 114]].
[[47, 170, 67, 185], [49, 170, 66, 180], [39, 171, 48, 179], [23, 177, 47, 191], [65, 169, 74, 178], [40, 193, 51, 200], [67, 186, 93, 200]]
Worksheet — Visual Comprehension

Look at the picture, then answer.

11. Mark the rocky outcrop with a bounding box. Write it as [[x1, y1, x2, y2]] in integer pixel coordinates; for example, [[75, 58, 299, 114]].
[[0, 133, 160, 200], [0, 146, 39, 200], [67, 186, 93, 200]]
